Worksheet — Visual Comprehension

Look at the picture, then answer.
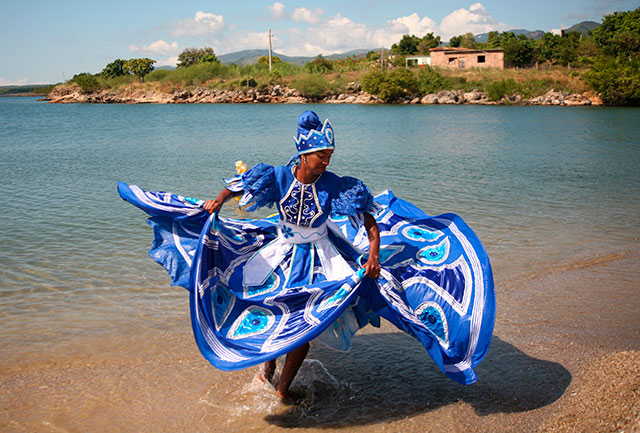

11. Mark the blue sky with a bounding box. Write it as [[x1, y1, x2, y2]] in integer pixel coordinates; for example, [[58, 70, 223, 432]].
[[1, 0, 637, 85]]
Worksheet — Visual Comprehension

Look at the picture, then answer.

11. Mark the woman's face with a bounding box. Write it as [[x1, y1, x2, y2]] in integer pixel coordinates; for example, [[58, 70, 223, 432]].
[[303, 149, 333, 176]]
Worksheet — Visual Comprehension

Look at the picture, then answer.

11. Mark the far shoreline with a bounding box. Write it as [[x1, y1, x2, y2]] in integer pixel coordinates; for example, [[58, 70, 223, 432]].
[[45, 83, 603, 107], [0, 93, 45, 97]]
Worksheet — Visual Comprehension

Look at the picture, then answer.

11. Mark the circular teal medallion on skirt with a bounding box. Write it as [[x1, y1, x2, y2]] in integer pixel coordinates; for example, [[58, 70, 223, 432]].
[[415, 302, 448, 345], [228, 306, 276, 339]]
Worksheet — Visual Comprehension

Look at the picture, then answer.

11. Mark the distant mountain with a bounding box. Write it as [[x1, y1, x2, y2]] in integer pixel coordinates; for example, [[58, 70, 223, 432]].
[[217, 48, 376, 66], [564, 21, 600, 34], [474, 20, 601, 43], [475, 29, 545, 43], [325, 49, 377, 60]]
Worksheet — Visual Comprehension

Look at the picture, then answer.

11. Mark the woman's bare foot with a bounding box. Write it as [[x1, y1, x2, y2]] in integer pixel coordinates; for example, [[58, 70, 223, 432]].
[[273, 343, 309, 404], [275, 389, 298, 405]]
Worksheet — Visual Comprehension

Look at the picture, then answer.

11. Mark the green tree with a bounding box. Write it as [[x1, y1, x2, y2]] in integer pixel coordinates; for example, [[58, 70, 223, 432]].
[[449, 35, 463, 47], [555, 33, 580, 65], [417, 32, 441, 53], [449, 33, 476, 49], [71, 73, 100, 93], [101, 59, 127, 78], [177, 47, 219, 68], [584, 55, 640, 104], [504, 38, 534, 67], [592, 8, 640, 57], [585, 8, 640, 105], [487, 32, 534, 67], [576, 36, 601, 59], [391, 35, 421, 55], [486, 31, 503, 48], [304, 55, 333, 74], [124, 58, 156, 82], [534, 33, 561, 64]]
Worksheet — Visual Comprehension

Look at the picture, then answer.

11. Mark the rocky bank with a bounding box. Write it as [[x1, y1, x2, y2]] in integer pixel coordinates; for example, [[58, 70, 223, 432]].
[[46, 83, 602, 106]]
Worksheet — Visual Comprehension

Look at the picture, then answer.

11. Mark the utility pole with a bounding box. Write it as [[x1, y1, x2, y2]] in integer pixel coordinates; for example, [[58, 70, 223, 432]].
[[268, 29, 273, 73], [380, 48, 385, 71]]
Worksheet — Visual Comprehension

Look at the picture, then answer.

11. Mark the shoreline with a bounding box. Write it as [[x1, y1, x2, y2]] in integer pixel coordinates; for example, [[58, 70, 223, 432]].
[[2, 247, 638, 433], [45, 83, 603, 106]]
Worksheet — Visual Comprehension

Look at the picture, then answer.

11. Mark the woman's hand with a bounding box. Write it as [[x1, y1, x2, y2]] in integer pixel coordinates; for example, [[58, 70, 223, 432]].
[[203, 188, 236, 214], [203, 199, 223, 214], [363, 254, 381, 279]]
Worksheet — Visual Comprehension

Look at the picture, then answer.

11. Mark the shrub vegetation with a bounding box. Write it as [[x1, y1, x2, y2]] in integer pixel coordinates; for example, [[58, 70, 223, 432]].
[[177, 48, 218, 68], [71, 73, 101, 93], [291, 74, 342, 99], [584, 8, 640, 105]]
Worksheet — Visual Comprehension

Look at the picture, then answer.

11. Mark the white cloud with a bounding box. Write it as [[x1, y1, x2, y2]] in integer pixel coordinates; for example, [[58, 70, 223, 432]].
[[278, 14, 395, 56], [0, 77, 30, 86], [208, 3, 509, 57], [221, 31, 272, 53], [268, 2, 286, 19], [389, 13, 438, 35], [439, 3, 507, 40], [276, 12, 430, 56], [172, 11, 225, 37], [129, 40, 179, 56], [292, 7, 323, 24], [550, 28, 562, 35], [156, 56, 178, 67]]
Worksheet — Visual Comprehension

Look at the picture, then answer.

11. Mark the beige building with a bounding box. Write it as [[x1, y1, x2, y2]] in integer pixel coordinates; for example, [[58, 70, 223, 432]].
[[429, 47, 504, 69]]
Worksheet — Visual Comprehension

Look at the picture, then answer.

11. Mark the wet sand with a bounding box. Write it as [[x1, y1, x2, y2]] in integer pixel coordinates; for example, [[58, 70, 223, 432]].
[[2, 249, 639, 433]]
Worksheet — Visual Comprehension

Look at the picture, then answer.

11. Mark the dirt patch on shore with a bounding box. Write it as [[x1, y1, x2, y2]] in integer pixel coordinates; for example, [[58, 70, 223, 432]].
[[540, 351, 640, 433]]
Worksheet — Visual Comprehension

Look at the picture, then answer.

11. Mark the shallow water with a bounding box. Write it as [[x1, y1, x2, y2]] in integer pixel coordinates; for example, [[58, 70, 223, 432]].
[[1, 98, 639, 432]]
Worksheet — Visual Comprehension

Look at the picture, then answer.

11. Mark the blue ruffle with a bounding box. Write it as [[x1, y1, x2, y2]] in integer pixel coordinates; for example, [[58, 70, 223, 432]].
[[331, 176, 377, 216], [223, 174, 243, 192], [225, 163, 278, 211]]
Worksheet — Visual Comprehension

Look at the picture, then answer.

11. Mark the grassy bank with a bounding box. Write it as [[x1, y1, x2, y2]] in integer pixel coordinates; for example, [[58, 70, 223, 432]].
[[62, 57, 594, 104], [438, 66, 590, 98]]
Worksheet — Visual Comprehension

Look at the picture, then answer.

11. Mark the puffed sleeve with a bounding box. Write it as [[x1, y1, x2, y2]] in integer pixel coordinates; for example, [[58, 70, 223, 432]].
[[223, 163, 278, 211], [331, 176, 378, 216]]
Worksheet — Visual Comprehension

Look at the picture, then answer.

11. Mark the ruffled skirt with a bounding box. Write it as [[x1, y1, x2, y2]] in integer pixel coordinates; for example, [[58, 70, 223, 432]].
[[118, 182, 495, 385]]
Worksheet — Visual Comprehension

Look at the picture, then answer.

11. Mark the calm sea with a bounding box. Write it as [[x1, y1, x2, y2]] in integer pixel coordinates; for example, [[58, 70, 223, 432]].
[[1, 97, 639, 350]]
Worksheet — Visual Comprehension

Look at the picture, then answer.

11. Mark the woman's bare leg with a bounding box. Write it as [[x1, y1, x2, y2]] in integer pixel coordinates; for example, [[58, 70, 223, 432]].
[[275, 342, 310, 400], [261, 359, 276, 384]]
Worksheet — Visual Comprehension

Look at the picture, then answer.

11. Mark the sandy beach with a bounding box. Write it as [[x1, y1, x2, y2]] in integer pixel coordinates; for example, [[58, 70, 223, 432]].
[[2, 247, 638, 433]]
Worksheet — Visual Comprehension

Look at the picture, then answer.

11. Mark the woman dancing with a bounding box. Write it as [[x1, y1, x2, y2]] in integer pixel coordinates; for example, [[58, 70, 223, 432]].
[[118, 110, 495, 402]]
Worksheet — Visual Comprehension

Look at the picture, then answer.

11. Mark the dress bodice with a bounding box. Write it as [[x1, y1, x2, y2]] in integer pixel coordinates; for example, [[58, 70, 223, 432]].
[[278, 175, 324, 227], [225, 163, 376, 228]]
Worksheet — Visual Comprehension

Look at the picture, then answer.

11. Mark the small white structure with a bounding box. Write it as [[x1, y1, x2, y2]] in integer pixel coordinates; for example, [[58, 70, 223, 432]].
[[405, 55, 432, 68]]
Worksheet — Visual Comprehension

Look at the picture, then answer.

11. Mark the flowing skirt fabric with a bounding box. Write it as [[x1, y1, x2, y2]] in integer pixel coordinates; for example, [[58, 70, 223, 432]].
[[118, 182, 495, 385]]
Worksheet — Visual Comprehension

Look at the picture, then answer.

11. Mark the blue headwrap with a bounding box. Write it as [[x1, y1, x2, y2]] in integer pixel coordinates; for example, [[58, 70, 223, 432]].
[[294, 111, 335, 155]]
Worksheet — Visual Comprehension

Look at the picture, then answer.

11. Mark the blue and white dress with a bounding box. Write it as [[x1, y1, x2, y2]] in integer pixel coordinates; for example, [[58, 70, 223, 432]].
[[118, 163, 495, 385]]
